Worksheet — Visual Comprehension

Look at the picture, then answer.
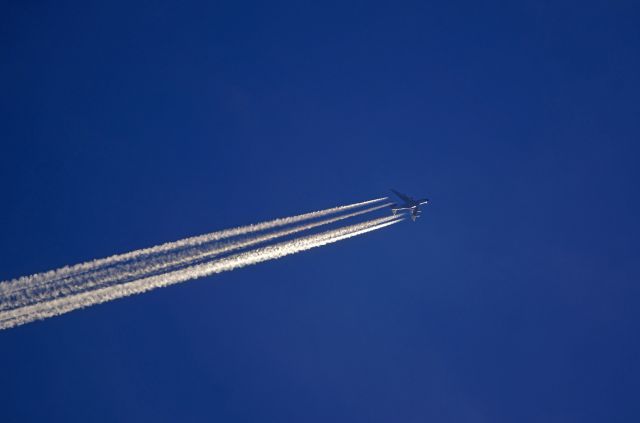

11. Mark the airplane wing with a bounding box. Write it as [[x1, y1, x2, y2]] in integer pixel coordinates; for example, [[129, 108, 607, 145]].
[[391, 205, 411, 215], [391, 189, 414, 203]]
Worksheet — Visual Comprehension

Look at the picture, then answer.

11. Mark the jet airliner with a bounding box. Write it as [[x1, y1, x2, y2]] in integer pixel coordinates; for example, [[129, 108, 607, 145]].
[[390, 189, 430, 221]]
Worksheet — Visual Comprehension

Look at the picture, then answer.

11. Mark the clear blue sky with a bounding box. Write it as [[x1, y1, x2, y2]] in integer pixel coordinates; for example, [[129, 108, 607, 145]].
[[1, 1, 639, 421]]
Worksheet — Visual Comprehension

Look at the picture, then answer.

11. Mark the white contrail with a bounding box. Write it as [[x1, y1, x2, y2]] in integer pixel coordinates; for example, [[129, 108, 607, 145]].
[[0, 203, 393, 312], [0, 197, 387, 296], [0, 215, 402, 330]]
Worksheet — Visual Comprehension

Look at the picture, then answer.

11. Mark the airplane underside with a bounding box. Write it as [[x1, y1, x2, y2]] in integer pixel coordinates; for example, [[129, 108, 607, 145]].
[[390, 189, 429, 222]]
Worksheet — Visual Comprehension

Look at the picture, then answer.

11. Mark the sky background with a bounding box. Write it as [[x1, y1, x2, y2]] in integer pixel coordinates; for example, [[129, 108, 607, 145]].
[[1, 1, 639, 422]]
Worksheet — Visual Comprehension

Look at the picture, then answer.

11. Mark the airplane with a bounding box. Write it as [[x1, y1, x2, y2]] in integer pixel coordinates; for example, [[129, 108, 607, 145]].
[[390, 189, 430, 221]]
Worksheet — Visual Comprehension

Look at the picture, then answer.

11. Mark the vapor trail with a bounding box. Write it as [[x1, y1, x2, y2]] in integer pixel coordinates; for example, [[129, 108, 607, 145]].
[[0, 203, 392, 312], [0, 215, 402, 330], [1, 197, 387, 296]]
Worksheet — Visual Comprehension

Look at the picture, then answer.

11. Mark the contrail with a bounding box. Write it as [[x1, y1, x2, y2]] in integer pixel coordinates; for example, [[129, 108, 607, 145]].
[[0, 215, 402, 330], [0, 203, 393, 312], [0, 197, 387, 296]]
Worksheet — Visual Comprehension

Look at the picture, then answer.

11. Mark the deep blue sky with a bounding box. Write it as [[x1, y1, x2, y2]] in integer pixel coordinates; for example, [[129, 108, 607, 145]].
[[2, 1, 639, 422]]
